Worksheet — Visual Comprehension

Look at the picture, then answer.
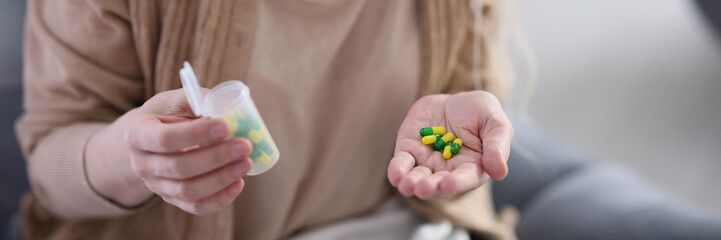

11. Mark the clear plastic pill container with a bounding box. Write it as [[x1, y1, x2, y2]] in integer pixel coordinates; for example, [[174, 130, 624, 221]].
[[180, 62, 279, 175]]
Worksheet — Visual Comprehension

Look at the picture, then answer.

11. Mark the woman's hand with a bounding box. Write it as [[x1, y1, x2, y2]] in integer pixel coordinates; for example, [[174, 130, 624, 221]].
[[387, 91, 513, 199], [86, 89, 253, 216]]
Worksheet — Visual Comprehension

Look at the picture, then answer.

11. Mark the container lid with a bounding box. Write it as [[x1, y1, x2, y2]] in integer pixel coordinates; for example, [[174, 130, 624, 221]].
[[179, 61, 206, 117]]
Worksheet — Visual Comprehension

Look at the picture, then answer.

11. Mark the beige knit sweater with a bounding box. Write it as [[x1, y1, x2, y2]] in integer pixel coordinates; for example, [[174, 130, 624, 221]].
[[17, 0, 513, 239]]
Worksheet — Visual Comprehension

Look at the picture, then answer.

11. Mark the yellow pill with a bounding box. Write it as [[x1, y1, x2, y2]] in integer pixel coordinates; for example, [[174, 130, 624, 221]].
[[422, 135, 438, 144], [248, 129, 263, 143], [441, 133, 454, 142], [223, 115, 238, 138], [258, 153, 272, 165], [443, 145, 452, 159]]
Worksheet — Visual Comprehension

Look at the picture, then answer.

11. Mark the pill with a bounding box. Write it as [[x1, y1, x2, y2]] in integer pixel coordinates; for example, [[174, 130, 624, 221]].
[[254, 139, 275, 156], [260, 145, 275, 156], [245, 115, 261, 129], [224, 115, 238, 139], [421, 135, 437, 144], [223, 112, 250, 137], [257, 153, 272, 165], [248, 129, 263, 143], [441, 133, 454, 142], [249, 149, 262, 163], [451, 139, 462, 154], [433, 139, 446, 151], [235, 122, 250, 137], [443, 145, 452, 159], [420, 126, 445, 136], [260, 128, 272, 139], [421, 134, 442, 144]]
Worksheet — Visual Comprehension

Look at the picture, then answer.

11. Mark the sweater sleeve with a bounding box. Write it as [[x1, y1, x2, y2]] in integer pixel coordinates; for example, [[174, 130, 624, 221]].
[[16, 0, 146, 219]]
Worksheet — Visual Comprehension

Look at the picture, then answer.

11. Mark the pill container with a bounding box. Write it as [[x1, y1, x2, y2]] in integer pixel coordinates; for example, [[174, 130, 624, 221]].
[[179, 62, 279, 175]]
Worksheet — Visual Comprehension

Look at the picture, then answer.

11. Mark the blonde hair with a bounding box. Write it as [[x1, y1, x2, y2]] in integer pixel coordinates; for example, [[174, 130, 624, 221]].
[[472, 0, 537, 112]]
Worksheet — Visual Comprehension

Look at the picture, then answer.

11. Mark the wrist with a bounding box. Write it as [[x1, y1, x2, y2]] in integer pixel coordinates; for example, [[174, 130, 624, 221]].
[[86, 110, 153, 207]]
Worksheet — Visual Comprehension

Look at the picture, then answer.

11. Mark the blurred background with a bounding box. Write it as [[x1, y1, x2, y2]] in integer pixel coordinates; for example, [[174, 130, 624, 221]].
[[0, 0, 719, 230], [510, 0, 721, 216], [0, 0, 28, 230]]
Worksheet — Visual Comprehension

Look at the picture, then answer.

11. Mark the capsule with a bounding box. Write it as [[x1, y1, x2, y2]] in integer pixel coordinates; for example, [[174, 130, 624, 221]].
[[421, 135, 437, 144], [245, 115, 261, 129], [443, 145, 452, 159], [249, 148, 263, 163], [421, 134, 443, 144], [254, 139, 275, 156], [249, 148, 271, 165], [433, 139, 446, 151], [451, 138, 462, 154], [257, 152, 272, 165], [223, 112, 250, 138], [441, 133, 454, 142], [224, 115, 239, 139], [235, 120, 250, 136], [248, 129, 263, 144], [420, 126, 446, 136]]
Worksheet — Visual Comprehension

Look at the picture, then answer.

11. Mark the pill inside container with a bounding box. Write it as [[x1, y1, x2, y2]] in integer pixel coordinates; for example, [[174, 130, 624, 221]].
[[179, 62, 279, 175]]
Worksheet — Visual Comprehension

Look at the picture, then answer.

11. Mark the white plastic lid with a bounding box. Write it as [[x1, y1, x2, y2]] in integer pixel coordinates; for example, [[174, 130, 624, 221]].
[[179, 61, 206, 117]]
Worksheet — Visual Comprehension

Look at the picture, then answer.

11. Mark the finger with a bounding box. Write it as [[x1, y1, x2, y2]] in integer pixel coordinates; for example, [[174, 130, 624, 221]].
[[415, 171, 450, 199], [439, 163, 489, 196], [140, 138, 253, 179], [167, 179, 244, 216], [150, 159, 251, 201], [127, 115, 229, 153], [481, 115, 513, 180], [388, 151, 416, 187], [396, 138, 435, 160], [397, 166, 432, 197]]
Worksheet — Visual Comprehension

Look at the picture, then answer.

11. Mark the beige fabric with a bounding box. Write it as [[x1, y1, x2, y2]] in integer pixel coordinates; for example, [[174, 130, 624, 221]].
[[234, 1, 420, 238], [404, 184, 518, 240], [18, 0, 145, 219], [17, 0, 514, 239]]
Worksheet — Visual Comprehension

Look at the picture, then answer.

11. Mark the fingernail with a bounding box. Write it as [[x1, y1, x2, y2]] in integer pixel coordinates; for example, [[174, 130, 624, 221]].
[[230, 142, 244, 159], [211, 124, 227, 139]]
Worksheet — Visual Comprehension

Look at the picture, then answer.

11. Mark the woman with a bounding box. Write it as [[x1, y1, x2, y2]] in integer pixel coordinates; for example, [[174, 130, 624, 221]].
[[17, 0, 515, 239], [15, 0, 721, 239]]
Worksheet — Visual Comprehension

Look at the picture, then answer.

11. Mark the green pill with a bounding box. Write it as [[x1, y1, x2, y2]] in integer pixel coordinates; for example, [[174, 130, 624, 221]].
[[451, 139, 462, 154], [451, 144, 460, 154], [420, 126, 446, 136], [245, 115, 261, 130], [261, 146, 275, 156], [254, 139, 274, 156], [249, 148, 263, 163], [433, 139, 446, 151], [234, 121, 250, 137]]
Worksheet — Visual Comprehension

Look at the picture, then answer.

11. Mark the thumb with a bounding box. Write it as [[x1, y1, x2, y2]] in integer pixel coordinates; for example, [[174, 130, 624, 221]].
[[481, 119, 513, 180], [141, 88, 211, 118]]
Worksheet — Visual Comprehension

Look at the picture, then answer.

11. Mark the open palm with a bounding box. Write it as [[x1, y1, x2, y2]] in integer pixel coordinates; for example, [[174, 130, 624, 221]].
[[388, 91, 513, 199]]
